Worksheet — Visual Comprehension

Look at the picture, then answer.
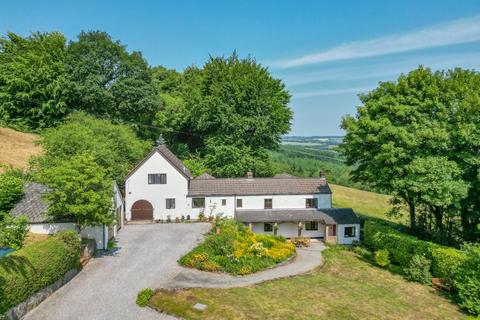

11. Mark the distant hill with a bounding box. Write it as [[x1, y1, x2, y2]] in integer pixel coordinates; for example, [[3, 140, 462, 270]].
[[282, 136, 343, 150], [0, 128, 42, 173]]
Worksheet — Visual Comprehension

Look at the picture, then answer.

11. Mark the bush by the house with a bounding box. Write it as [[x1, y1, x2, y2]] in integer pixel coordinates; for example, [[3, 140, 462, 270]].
[[136, 288, 155, 307], [430, 247, 467, 279], [374, 249, 390, 267], [0, 171, 24, 213], [0, 214, 29, 249], [403, 255, 432, 284], [0, 230, 80, 314], [179, 219, 295, 275], [453, 244, 480, 316]]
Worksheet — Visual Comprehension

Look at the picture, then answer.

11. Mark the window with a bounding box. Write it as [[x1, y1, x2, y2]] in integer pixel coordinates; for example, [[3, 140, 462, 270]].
[[344, 226, 356, 238], [222, 199, 227, 206], [236, 198, 243, 208], [192, 198, 205, 208], [264, 198, 273, 209], [305, 221, 318, 231], [305, 198, 318, 208], [166, 198, 175, 209], [264, 223, 273, 232], [148, 173, 166, 184]]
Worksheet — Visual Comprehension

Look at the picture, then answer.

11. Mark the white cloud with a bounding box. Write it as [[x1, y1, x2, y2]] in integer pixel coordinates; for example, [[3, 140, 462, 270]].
[[274, 15, 480, 68], [292, 86, 372, 98]]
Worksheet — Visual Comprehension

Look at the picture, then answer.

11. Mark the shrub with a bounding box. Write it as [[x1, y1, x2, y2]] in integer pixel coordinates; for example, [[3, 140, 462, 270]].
[[0, 214, 29, 249], [0, 171, 24, 212], [430, 247, 467, 279], [179, 219, 295, 275], [353, 246, 371, 258], [404, 255, 432, 284], [453, 244, 480, 316], [0, 230, 80, 313], [290, 237, 311, 247], [375, 249, 390, 267], [136, 288, 154, 307]]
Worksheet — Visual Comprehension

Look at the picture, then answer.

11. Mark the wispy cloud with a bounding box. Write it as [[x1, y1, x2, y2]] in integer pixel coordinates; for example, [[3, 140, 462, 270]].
[[274, 15, 480, 68], [292, 86, 372, 98]]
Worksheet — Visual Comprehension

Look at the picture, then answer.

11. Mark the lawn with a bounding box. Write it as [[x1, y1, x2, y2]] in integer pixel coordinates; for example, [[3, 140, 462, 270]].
[[150, 247, 463, 320], [330, 184, 407, 224]]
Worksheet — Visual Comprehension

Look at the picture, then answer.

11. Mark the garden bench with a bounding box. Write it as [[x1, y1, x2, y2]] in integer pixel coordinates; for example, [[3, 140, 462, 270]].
[[431, 278, 452, 293]]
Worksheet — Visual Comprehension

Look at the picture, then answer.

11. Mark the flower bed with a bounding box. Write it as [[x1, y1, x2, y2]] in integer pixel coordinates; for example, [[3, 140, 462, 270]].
[[179, 220, 295, 275]]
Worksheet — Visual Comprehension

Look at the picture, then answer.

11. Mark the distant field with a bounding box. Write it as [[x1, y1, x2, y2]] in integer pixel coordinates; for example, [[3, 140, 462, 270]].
[[0, 128, 42, 172], [330, 183, 407, 224]]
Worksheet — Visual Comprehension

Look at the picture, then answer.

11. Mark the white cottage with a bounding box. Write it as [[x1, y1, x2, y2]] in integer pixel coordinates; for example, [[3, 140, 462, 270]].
[[125, 146, 360, 244]]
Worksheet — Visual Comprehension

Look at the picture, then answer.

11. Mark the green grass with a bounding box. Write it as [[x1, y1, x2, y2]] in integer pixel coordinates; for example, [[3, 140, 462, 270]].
[[330, 183, 408, 224], [150, 247, 463, 320]]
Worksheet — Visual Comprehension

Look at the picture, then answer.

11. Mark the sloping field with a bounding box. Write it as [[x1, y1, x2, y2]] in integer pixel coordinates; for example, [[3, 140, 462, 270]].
[[0, 128, 42, 172]]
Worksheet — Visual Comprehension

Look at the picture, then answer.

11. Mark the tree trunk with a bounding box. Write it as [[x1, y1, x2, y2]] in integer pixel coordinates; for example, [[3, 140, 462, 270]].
[[433, 206, 444, 233], [407, 201, 416, 230]]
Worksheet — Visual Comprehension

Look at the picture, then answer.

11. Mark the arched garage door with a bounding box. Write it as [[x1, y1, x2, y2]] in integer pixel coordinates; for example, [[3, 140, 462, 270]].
[[131, 200, 153, 220]]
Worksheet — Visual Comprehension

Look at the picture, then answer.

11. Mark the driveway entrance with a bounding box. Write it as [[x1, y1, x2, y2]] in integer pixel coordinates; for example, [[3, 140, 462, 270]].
[[24, 223, 211, 320]]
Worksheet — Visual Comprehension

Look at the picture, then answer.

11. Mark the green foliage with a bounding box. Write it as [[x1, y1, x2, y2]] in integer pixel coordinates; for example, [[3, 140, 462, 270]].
[[0, 214, 29, 249], [0, 32, 70, 130], [403, 255, 432, 284], [364, 220, 438, 266], [0, 171, 24, 213], [179, 220, 295, 275], [374, 249, 390, 267], [136, 288, 154, 307], [431, 247, 467, 279], [34, 111, 150, 184], [340, 67, 480, 243], [156, 52, 291, 176], [37, 154, 114, 229], [0, 230, 80, 313], [182, 156, 208, 177], [66, 31, 161, 139], [453, 244, 480, 316]]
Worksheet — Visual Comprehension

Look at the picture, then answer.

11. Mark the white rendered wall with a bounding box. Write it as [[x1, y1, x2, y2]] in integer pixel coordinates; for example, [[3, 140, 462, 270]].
[[125, 151, 189, 221], [337, 224, 361, 244], [29, 223, 107, 249], [251, 222, 325, 238], [236, 194, 331, 210]]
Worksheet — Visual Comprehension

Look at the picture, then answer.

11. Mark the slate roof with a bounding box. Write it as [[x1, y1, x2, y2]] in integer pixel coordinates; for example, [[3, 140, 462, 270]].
[[235, 208, 359, 224], [188, 177, 331, 197], [125, 145, 192, 180]]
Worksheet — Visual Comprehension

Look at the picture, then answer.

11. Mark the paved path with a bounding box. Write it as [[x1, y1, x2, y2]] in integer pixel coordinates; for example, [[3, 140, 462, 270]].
[[24, 223, 211, 320], [162, 241, 326, 289]]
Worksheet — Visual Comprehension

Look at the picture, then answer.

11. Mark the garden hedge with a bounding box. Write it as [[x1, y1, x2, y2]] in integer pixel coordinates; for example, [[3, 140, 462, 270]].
[[0, 230, 80, 314]]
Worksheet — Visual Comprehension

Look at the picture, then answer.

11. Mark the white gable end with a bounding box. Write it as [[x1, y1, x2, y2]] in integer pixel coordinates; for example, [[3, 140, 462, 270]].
[[125, 151, 189, 221]]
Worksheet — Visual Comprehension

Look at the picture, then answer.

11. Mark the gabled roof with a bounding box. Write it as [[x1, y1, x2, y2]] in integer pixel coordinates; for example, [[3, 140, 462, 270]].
[[195, 172, 216, 180], [235, 208, 359, 224], [125, 145, 192, 180], [188, 177, 331, 197], [273, 173, 297, 178], [10, 182, 74, 224]]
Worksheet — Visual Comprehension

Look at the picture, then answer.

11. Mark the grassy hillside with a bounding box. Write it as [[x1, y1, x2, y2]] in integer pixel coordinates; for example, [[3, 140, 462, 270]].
[[331, 183, 407, 224], [0, 128, 42, 173]]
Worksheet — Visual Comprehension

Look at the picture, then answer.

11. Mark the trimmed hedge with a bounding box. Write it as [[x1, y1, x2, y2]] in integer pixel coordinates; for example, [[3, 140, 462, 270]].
[[0, 230, 80, 314]]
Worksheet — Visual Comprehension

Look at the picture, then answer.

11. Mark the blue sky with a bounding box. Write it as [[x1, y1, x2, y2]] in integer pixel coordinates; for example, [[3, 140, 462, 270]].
[[2, 0, 480, 136]]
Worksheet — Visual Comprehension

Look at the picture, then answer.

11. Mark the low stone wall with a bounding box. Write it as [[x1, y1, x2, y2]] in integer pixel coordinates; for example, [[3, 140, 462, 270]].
[[3, 268, 79, 320]]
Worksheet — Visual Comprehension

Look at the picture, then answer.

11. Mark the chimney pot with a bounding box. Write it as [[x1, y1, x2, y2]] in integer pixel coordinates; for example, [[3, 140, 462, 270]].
[[320, 170, 326, 179], [247, 171, 253, 179]]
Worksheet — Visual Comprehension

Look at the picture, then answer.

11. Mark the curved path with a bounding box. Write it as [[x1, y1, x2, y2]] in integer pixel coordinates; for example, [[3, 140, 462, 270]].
[[161, 241, 326, 289]]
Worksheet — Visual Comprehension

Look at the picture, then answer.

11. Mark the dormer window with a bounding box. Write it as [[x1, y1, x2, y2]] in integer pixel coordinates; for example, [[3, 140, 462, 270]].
[[148, 173, 166, 184]]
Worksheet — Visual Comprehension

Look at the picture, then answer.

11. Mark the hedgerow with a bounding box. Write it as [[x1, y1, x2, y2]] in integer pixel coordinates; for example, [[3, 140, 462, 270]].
[[179, 220, 295, 275], [0, 230, 80, 314]]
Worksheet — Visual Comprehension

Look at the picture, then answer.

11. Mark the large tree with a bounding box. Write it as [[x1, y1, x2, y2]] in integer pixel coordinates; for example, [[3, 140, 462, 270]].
[[33, 111, 151, 185], [0, 32, 70, 130], [340, 67, 480, 243], [155, 53, 292, 176], [66, 31, 161, 139]]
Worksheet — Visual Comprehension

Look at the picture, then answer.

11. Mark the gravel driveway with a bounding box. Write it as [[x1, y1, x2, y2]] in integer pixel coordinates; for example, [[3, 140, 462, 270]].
[[24, 223, 211, 320]]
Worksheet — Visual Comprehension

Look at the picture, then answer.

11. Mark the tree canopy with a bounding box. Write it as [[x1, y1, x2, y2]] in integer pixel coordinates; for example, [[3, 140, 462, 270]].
[[340, 67, 480, 244]]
